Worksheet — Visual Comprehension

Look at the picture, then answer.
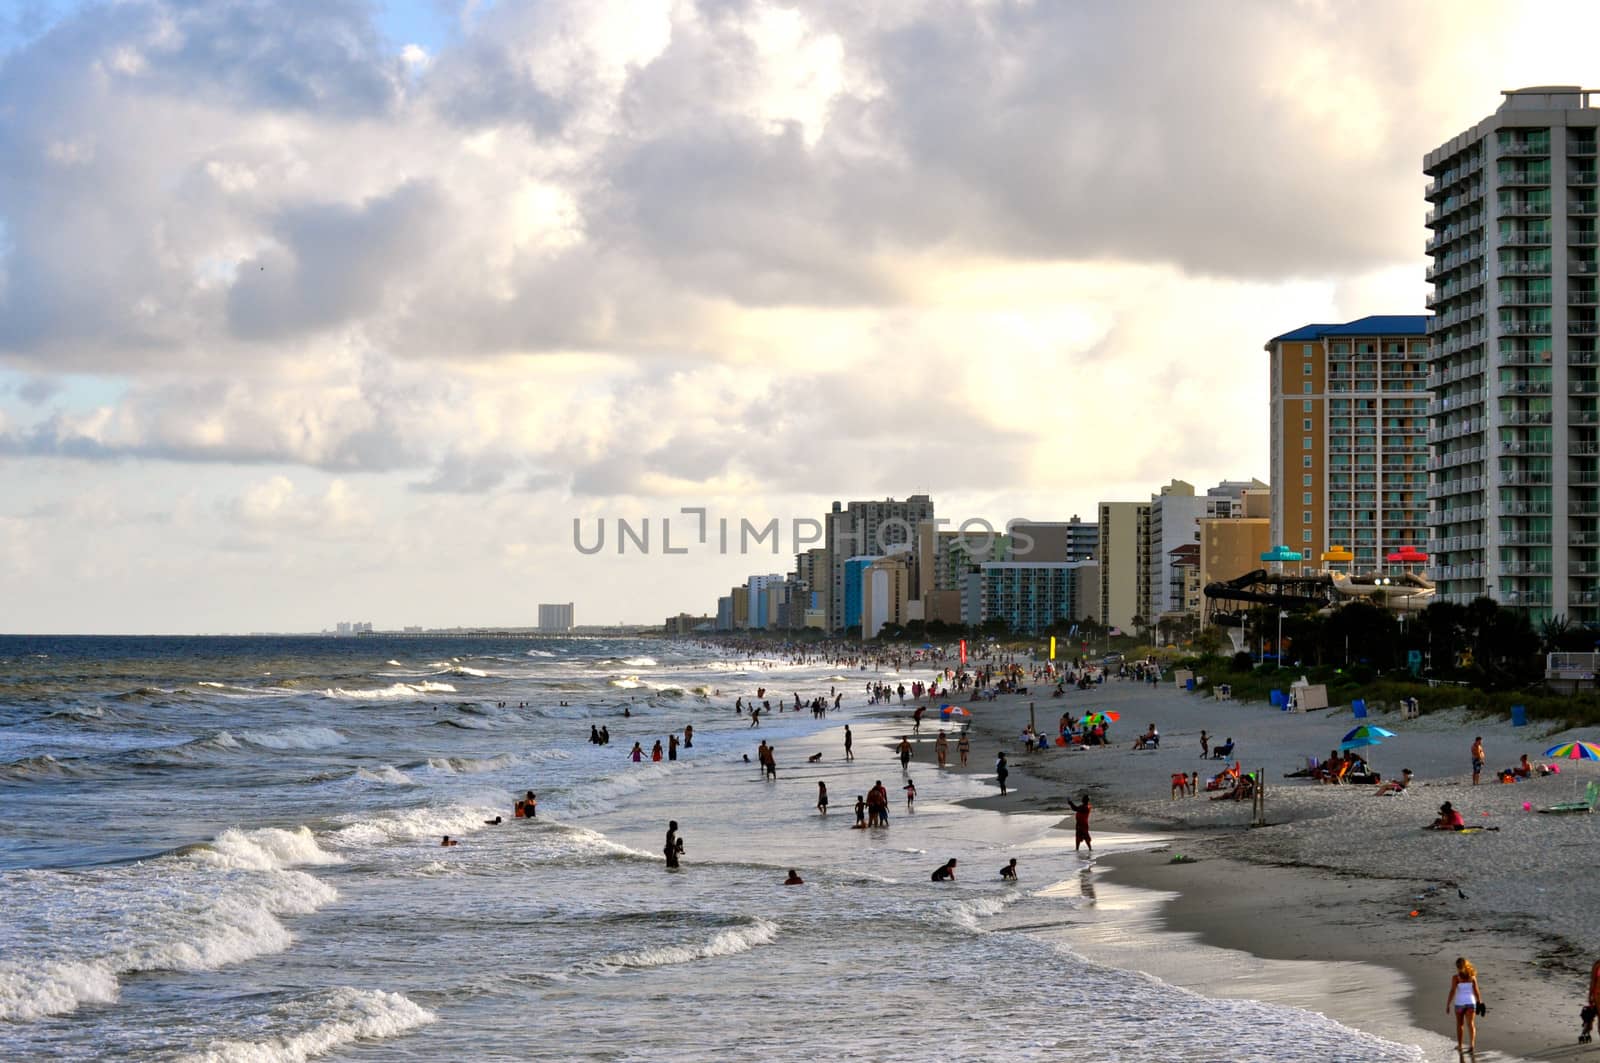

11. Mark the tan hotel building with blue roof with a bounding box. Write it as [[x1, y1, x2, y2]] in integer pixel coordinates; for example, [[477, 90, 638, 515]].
[[1265, 316, 1432, 574]]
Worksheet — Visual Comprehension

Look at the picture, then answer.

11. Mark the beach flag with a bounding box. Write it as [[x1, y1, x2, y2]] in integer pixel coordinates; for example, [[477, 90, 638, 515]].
[[1049, 637, 1056, 660], [960, 639, 967, 664]]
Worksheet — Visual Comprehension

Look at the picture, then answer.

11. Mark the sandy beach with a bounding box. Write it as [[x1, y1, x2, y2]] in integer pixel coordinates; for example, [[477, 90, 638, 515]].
[[879, 666, 1600, 1060]]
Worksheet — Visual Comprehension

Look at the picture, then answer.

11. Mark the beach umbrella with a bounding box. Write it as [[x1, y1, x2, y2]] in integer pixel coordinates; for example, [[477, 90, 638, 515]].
[[1081, 711, 1120, 724], [939, 704, 971, 721], [1544, 740, 1600, 761], [1341, 724, 1396, 744]]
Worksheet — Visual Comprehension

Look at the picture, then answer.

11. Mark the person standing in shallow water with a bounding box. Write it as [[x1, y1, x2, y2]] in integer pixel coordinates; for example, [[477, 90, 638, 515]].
[[817, 780, 829, 815], [958, 731, 970, 767], [995, 751, 1009, 795], [898, 736, 913, 771], [664, 820, 684, 869], [1067, 793, 1092, 853]]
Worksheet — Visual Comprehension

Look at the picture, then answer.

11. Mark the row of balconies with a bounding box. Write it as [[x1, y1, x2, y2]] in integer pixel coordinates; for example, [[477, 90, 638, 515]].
[[1500, 439, 1552, 454], [1430, 474, 1486, 497], [1429, 417, 1488, 442], [1426, 156, 1485, 198], [1432, 504, 1488, 523], [1427, 358, 1487, 387], [1433, 534, 1486, 552], [1427, 245, 1487, 281], [1439, 331, 1488, 355]]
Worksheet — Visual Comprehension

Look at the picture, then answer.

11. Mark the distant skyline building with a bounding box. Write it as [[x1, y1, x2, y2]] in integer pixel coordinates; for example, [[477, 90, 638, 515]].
[[825, 495, 933, 631], [1427, 86, 1600, 623], [965, 561, 1096, 635], [1267, 316, 1431, 573], [536, 603, 575, 632], [1098, 501, 1149, 631]]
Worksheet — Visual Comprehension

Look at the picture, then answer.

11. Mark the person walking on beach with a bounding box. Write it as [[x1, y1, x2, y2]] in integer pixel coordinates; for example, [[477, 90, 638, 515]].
[[664, 820, 684, 869], [1582, 958, 1600, 1043], [844, 725, 854, 761], [898, 736, 913, 771], [995, 751, 1009, 796], [935, 730, 949, 768], [903, 778, 916, 813], [817, 781, 829, 815], [1199, 730, 1209, 759], [958, 731, 970, 767], [1067, 793, 1093, 853], [1471, 736, 1485, 786], [1447, 956, 1483, 1058]]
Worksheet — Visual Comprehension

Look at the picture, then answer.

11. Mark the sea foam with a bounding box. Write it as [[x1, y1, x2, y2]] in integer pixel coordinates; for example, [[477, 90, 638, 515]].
[[179, 987, 437, 1063], [588, 918, 778, 972]]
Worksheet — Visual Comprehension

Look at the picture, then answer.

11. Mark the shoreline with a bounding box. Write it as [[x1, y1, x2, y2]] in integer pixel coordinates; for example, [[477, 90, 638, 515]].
[[872, 670, 1598, 1060]]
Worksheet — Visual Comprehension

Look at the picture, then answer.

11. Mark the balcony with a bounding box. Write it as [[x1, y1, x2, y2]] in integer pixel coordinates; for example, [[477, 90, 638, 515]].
[[1499, 292, 1550, 306], [1502, 561, 1554, 576], [1501, 380, 1552, 395], [1502, 170, 1551, 186], [1571, 501, 1600, 516], [1496, 260, 1550, 277], [1502, 409, 1553, 425], [1501, 471, 1552, 486], [1572, 259, 1599, 274], [1570, 380, 1600, 395], [1500, 531, 1552, 545], [1572, 170, 1599, 186], [1571, 229, 1600, 246], [1497, 231, 1551, 247], [1500, 320, 1552, 335], [1497, 347, 1553, 366], [1574, 201, 1600, 216], [1501, 202, 1553, 220], [1502, 141, 1551, 157], [1573, 409, 1600, 424], [1571, 321, 1600, 336], [1502, 500, 1554, 515], [1573, 465, 1600, 485], [1571, 289, 1600, 305], [1499, 439, 1552, 454], [1571, 140, 1600, 157]]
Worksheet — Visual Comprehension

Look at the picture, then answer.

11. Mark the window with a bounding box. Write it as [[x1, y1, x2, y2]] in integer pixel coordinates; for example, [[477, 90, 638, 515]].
[[1304, 400, 1313, 412], [1303, 531, 1313, 543], [1303, 363, 1313, 376], [1303, 492, 1313, 504], [1303, 344, 1314, 356], [1303, 383, 1313, 394], [1303, 418, 1312, 431], [1303, 456, 1313, 467], [1303, 436, 1313, 450], [1303, 511, 1312, 523], [1303, 475, 1313, 486]]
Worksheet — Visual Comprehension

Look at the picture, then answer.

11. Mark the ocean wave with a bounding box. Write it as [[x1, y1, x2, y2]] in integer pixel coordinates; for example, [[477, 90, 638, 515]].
[[587, 918, 778, 973], [620, 656, 657, 668], [320, 682, 456, 701], [526, 649, 556, 658], [327, 803, 500, 849], [178, 987, 436, 1063], [450, 665, 490, 678], [0, 753, 92, 782], [237, 726, 346, 751], [190, 826, 345, 873], [943, 891, 1026, 933], [355, 766, 416, 786], [423, 753, 517, 775], [0, 827, 340, 1023]]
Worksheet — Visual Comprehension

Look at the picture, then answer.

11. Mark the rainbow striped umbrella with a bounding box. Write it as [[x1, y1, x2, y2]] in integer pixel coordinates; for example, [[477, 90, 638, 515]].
[[1544, 741, 1600, 761]]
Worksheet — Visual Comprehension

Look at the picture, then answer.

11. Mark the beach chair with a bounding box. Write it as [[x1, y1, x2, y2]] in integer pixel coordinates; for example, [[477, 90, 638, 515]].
[[1538, 781, 1600, 814], [1351, 699, 1368, 719], [1212, 741, 1235, 761]]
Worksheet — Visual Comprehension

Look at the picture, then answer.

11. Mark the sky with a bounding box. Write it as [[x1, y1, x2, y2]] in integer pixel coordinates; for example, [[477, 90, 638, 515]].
[[3, 0, 1600, 633]]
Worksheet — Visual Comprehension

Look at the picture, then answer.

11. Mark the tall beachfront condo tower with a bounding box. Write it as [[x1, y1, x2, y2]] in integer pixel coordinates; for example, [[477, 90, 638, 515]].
[[1265, 317, 1432, 573], [1426, 87, 1600, 623], [1096, 501, 1149, 632], [824, 495, 934, 631]]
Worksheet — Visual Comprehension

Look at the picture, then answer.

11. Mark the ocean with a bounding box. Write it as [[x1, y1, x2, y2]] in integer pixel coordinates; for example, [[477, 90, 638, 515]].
[[0, 635, 1425, 1061]]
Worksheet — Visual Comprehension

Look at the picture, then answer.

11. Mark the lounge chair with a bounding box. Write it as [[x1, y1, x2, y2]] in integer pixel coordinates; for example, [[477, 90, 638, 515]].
[[1539, 781, 1600, 814], [1212, 741, 1235, 760]]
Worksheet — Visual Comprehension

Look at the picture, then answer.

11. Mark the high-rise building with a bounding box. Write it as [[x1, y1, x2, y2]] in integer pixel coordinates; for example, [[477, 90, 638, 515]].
[[745, 573, 784, 630], [825, 496, 934, 630], [1198, 516, 1273, 625], [537, 603, 574, 632], [966, 561, 1097, 635], [860, 554, 915, 638], [1098, 501, 1149, 631], [1266, 317, 1431, 572], [1008, 518, 1098, 563], [1426, 87, 1600, 622]]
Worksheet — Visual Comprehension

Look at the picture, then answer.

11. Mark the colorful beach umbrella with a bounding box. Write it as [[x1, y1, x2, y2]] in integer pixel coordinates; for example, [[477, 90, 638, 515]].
[[1544, 741, 1600, 761], [939, 704, 971, 721], [1079, 711, 1120, 724], [1341, 724, 1397, 743]]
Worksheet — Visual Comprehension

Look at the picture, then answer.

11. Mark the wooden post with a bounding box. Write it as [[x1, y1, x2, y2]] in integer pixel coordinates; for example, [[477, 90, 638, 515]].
[[1252, 767, 1267, 827], [1029, 701, 1036, 735]]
